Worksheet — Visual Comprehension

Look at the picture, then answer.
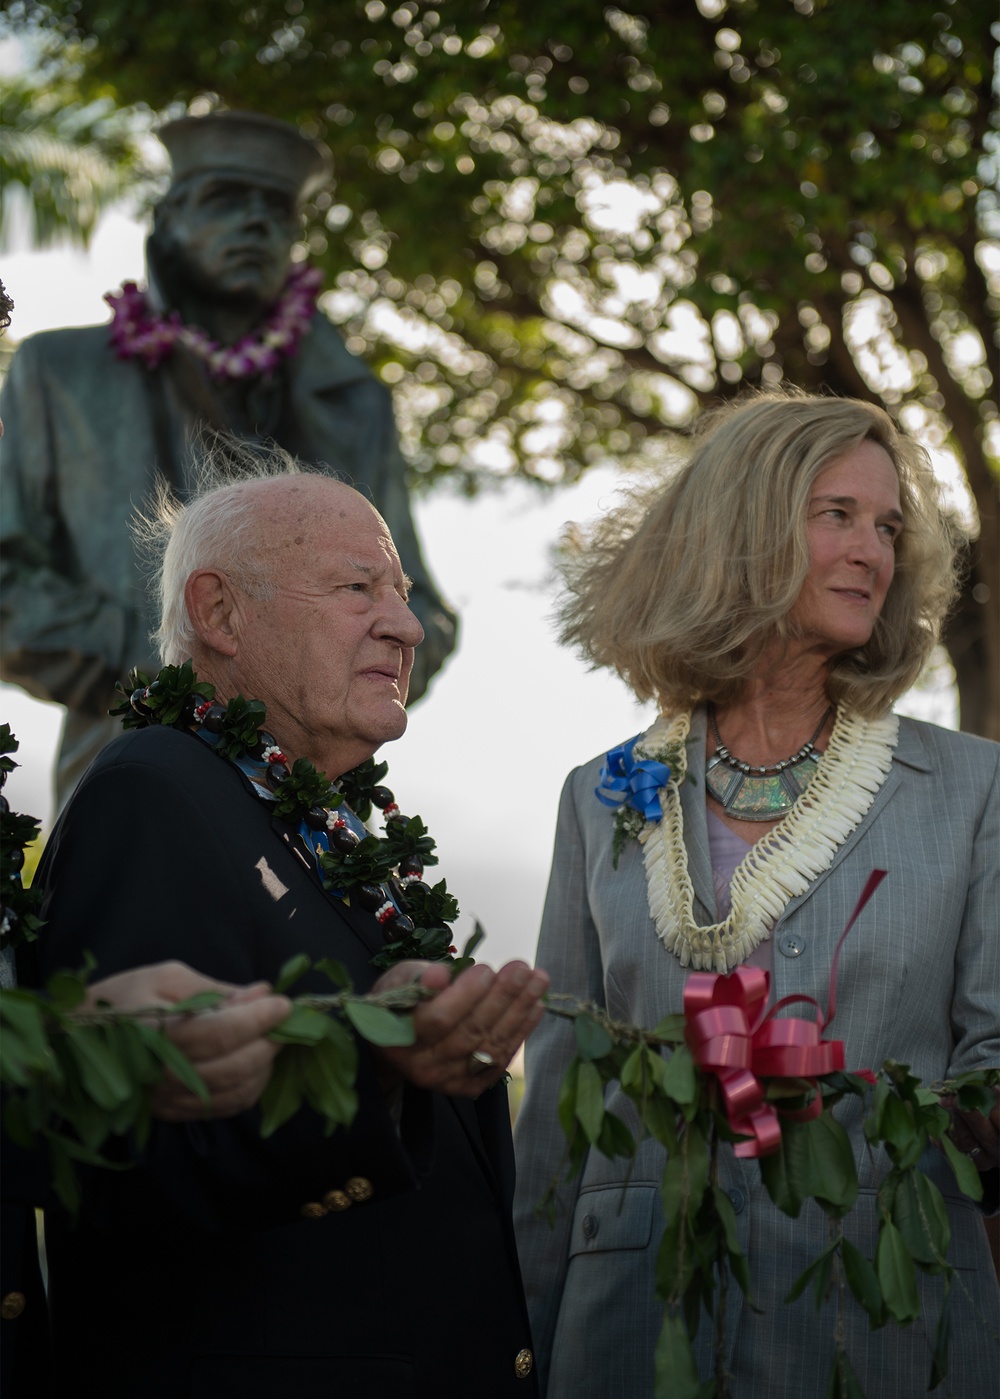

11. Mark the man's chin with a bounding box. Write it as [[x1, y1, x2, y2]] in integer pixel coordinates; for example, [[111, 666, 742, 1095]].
[[214, 276, 283, 308]]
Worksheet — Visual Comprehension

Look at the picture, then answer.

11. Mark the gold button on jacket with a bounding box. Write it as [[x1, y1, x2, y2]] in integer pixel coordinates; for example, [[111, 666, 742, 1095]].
[[1, 1292, 26, 1321], [322, 1189, 352, 1212], [514, 1348, 533, 1379], [300, 1202, 327, 1219], [345, 1175, 374, 1203]]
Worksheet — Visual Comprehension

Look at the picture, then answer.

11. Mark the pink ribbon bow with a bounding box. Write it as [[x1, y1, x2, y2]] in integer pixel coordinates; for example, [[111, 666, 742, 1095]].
[[682, 870, 886, 1158]]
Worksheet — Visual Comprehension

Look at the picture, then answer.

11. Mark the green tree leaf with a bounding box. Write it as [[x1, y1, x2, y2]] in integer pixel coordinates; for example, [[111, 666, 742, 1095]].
[[661, 1044, 697, 1107], [273, 953, 312, 993], [267, 1003, 332, 1046], [891, 1170, 951, 1270], [785, 1113, 859, 1217], [930, 1274, 952, 1390], [784, 1238, 838, 1306], [314, 957, 351, 990], [259, 1046, 306, 1138], [574, 1060, 606, 1144], [574, 1013, 613, 1061], [939, 1133, 984, 1203], [653, 1309, 702, 1399], [597, 1109, 637, 1161], [875, 1220, 920, 1324], [65, 1027, 133, 1110], [557, 1059, 580, 1141], [841, 1238, 884, 1327], [759, 1131, 803, 1219], [343, 999, 415, 1047], [301, 1032, 358, 1134], [135, 1023, 208, 1099], [825, 1348, 866, 1399]]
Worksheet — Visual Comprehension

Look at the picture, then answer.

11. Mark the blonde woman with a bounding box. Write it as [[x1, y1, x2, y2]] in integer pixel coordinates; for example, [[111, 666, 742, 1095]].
[[513, 392, 998, 1398]]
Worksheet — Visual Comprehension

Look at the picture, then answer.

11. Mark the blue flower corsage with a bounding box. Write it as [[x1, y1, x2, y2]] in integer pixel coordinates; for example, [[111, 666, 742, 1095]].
[[596, 732, 684, 867]]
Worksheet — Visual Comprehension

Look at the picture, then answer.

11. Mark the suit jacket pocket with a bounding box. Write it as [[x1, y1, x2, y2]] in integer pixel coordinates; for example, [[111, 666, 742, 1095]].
[[567, 1182, 657, 1258]]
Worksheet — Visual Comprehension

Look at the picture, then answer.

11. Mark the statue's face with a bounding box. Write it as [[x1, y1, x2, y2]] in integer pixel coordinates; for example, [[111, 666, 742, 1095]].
[[161, 174, 300, 307]]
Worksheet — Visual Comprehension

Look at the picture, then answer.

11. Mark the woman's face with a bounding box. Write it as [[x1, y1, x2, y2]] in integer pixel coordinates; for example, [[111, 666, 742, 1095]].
[[789, 439, 903, 659]]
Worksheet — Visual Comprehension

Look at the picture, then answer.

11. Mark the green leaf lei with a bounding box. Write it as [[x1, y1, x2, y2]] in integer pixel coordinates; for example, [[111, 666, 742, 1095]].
[[111, 662, 461, 971], [0, 725, 44, 952]]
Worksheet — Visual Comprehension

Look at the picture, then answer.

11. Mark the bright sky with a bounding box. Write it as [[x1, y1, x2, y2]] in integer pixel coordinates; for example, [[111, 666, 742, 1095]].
[[0, 197, 958, 974]]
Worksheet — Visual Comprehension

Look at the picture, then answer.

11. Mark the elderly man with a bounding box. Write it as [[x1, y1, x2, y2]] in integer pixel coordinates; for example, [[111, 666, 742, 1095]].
[[33, 469, 547, 1398], [0, 110, 456, 805]]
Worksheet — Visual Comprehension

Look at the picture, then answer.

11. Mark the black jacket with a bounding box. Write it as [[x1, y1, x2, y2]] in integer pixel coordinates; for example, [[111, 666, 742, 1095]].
[[34, 725, 537, 1399]]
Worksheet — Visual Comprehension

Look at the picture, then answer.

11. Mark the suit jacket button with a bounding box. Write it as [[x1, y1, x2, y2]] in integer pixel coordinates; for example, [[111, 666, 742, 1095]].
[[345, 1176, 374, 1203], [1, 1292, 26, 1320], [778, 932, 806, 957], [301, 1202, 328, 1219], [323, 1189, 352, 1212], [582, 1214, 599, 1240], [514, 1348, 533, 1379]]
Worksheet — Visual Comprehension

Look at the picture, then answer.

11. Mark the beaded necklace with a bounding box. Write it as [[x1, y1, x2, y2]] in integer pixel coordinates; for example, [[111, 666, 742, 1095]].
[[705, 702, 832, 821], [112, 663, 460, 971]]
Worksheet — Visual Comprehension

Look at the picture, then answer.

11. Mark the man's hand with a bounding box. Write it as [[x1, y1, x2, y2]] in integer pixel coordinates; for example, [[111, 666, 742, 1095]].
[[82, 961, 291, 1121], [943, 1086, 1000, 1174], [371, 959, 549, 1099]]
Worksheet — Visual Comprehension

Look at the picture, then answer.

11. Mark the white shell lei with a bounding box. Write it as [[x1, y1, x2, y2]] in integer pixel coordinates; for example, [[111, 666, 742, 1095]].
[[639, 707, 898, 973]]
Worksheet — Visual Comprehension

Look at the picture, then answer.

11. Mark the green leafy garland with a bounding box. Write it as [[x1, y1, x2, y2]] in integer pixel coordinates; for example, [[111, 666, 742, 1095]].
[[541, 997, 997, 1399], [1, 948, 430, 1217], [111, 662, 464, 971], [0, 725, 44, 952], [1, 713, 995, 1394]]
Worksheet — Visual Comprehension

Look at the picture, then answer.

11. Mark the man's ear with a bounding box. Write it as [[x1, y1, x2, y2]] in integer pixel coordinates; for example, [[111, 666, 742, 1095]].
[[185, 570, 240, 658]]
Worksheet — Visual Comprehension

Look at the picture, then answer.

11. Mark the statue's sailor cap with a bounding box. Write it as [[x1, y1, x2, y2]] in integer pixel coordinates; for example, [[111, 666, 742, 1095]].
[[158, 111, 330, 203]]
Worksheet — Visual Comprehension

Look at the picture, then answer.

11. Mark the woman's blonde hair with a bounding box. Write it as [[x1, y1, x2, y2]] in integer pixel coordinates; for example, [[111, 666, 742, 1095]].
[[559, 389, 960, 718]]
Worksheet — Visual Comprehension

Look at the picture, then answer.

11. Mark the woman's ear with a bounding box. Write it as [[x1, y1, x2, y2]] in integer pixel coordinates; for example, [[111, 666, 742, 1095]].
[[184, 569, 240, 658]]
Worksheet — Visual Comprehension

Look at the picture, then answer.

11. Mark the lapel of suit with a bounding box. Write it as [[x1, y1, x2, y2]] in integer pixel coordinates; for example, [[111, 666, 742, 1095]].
[[678, 707, 718, 924], [773, 714, 931, 928], [268, 815, 385, 960]]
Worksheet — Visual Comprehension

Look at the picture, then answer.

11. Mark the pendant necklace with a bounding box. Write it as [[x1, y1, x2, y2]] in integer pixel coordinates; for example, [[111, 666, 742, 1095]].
[[705, 703, 833, 822]]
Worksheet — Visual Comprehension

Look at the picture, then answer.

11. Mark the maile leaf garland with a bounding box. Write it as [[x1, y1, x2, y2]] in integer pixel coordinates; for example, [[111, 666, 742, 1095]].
[[0, 725, 44, 952], [112, 664, 460, 970], [540, 988, 996, 1399]]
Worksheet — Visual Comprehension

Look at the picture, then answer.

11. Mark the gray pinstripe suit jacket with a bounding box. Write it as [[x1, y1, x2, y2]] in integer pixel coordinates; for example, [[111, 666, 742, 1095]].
[[514, 710, 999, 1399]]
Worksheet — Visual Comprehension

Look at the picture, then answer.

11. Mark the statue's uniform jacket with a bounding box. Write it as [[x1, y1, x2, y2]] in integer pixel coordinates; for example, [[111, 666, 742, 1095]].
[[0, 317, 456, 795], [34, 724, 536, 1399]]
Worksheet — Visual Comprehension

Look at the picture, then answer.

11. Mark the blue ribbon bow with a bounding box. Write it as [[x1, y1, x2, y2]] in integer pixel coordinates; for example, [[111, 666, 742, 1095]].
[[595, 735, 671, 822]]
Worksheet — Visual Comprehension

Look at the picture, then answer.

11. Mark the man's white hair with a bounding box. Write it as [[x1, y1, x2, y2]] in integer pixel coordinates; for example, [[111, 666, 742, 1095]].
[[138, 437, 334, 664]]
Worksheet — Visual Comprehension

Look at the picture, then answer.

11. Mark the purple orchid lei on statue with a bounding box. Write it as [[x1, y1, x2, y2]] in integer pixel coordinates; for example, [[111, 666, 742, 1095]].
[[105, 262, 323, 380]]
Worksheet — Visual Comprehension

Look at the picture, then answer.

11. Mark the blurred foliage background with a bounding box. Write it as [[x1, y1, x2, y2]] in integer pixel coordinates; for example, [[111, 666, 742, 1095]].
[[2, 0, 997, 733]]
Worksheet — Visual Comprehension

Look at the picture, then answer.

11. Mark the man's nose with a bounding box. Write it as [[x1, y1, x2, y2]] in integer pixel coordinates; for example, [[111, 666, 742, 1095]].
[[240, 189, 278, 229], [382, 594, 424, 648]]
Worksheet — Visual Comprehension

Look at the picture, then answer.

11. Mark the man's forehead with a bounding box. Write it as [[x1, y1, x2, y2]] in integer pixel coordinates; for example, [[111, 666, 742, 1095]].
[[181, 171, 297, 206], [251, 478, 397, 561]]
